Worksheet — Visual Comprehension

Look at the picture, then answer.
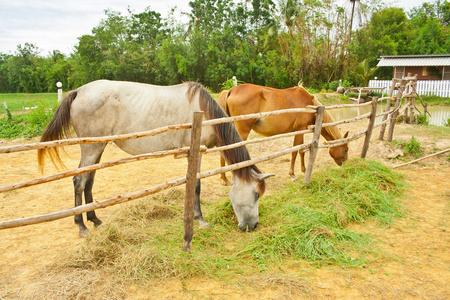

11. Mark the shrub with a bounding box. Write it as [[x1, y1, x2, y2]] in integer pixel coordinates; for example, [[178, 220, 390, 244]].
[[443, 117, 450, 127], [393, 136, 424, 159], [415, 114, 429, 126]]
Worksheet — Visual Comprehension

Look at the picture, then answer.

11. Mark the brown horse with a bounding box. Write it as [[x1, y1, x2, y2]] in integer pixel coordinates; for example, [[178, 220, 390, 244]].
[[217, 83, 349, 185]]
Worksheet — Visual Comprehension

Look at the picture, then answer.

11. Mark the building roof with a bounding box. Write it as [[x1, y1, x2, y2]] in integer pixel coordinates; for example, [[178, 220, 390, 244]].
[[377, 54, 450, 67]]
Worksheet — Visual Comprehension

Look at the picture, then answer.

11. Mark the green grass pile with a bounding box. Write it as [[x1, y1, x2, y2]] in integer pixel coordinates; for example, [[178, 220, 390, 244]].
[[236, 159, 405, 267], [61, 159, 405, 283]]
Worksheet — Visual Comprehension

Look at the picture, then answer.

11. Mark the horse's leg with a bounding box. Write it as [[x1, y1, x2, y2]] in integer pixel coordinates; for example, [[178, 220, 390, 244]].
[[219, 154, 232, 186], [289, 134, 304, 181], [194, 155, 210, 229], [84, 154, 104, 227], [73, 143, 106, 238]]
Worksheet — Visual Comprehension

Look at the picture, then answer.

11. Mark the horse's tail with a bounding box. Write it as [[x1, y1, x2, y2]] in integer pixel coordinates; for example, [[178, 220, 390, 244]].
[[37, 90, 77, 174], [217, 89, 231, 116]]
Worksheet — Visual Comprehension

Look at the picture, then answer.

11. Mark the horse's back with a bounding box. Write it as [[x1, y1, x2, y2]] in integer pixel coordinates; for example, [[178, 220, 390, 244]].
[[70, 80, 212, 155], [224, 84, 316, 135]]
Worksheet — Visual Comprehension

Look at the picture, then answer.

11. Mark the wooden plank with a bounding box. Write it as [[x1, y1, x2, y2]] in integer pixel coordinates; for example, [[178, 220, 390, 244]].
[[0, 147, 191, 193], [378, 98, 392, 141], [304, 106, 325, 184], [393, 148, 450, 168], [361, 98, 378, 158], [183, 112, 203, 252]]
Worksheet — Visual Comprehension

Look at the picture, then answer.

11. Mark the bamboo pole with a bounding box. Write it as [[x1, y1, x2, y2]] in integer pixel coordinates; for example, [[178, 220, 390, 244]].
[[310, 112, 371, 130], [361, 98, 378, 158], [306, 98, 391, 111], [376, 109, 393, 118], [410, 96, 415, 124], [387, 80, 406, 142], [373, 117, 392, 129], [0, 147, 195, 193], [304, 106, 325, 184], [379, 78, 398, 140], [201, 107, 316, 127], [387, 96, 401, 142], [183, 112, 203, 252], [392, 148, 450, 168], [322, 129, 367, 148], [198, 142, 311, 180], [378, 98, 392, 140], [0, 124, 192, 154], [205, 128, 313, 154]]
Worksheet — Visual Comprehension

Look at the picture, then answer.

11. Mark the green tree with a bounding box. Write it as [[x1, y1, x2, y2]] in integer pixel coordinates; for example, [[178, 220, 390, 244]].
[[352, 58, 378, 86]]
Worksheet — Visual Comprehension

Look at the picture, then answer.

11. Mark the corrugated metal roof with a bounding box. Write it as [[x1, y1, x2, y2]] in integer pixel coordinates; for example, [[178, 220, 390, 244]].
[[377, 55, 450, 67]]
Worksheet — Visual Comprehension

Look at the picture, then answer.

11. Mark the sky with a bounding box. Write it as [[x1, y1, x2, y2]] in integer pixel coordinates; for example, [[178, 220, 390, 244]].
[[0, 0, 430, 56]]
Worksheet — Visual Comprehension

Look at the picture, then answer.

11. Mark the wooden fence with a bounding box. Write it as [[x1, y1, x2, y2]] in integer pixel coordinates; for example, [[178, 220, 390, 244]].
[[0, 96, 407, 252], [369, 79, 450, 97]]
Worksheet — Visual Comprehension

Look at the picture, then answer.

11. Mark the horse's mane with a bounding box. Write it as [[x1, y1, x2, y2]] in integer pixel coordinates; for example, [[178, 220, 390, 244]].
[[186, 82, 264, 185], [311, 94, 343, 140]]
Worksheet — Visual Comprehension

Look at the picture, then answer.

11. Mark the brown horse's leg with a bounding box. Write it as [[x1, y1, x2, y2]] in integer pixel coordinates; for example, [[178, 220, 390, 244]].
[[220, 154, 232, 186], [290, 134, 305, 180]]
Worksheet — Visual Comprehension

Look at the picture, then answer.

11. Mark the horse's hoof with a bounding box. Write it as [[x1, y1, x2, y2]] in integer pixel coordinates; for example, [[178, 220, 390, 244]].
[[290, 175, 299, 182], [79, 228, 91, 238], [198, 220, 211, 229], [91, 219, 103, 228], [221, 180, 233, 186]]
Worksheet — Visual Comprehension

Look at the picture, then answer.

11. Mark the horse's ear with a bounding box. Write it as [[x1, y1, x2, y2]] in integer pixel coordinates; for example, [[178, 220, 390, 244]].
[[343, 131, 349, 138], [256, 173, 275, 181], [252, 169, 275, 181]]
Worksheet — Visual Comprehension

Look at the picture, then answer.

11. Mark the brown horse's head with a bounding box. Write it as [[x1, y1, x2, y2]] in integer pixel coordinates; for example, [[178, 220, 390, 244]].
[[329, 131, 349, 166]]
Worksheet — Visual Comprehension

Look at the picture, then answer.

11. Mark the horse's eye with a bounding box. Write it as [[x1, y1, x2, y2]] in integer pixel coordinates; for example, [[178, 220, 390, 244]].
[[255, 192, 260, 200]]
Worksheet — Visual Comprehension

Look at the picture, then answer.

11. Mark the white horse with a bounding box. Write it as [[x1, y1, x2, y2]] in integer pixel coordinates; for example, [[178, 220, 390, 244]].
[[38, 80, 272, 237]]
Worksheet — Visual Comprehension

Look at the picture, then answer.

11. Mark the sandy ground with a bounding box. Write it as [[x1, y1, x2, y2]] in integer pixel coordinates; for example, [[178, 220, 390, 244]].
[[0, 120, 449, 299]]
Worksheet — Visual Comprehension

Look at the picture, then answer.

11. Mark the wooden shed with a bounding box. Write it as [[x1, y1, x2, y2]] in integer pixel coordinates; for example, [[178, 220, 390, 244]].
[[377, 54, 450, 80]]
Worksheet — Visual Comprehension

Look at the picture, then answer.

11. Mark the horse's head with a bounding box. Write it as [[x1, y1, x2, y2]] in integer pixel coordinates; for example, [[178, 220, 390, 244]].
[[229, 170, 274, 231], [329, 131, 349, 166]]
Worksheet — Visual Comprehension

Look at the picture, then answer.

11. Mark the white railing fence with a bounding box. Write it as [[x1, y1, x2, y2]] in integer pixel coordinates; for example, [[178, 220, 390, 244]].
[[369, 80, 450, 97]]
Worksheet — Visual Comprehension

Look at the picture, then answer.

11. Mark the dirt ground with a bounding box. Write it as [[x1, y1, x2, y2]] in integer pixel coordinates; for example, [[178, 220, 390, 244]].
[[0, 120, 449, 299]]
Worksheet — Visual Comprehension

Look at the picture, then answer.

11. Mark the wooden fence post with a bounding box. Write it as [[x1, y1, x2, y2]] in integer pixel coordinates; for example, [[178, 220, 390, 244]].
[[378, 77, 398, 140], [361, 97, 378, 158], [182, 111, 203, 252], [378, 98, 392, 140], [304, 106, 324, 184], [403, 97, 409, 123], [387, 80, 406, 142], [387, 96, 401, 142]]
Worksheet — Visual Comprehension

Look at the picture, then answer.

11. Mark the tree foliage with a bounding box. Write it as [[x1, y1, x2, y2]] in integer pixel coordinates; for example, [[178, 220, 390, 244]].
[[0, 0, 449, 93]]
